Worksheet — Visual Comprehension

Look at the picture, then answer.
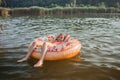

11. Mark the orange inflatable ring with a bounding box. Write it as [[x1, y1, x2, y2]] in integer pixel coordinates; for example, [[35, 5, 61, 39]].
[[30, 34, 81, 60]]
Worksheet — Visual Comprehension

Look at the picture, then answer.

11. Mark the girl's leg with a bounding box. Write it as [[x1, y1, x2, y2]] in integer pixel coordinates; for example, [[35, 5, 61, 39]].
[[64, 34, 70, 42], [17, 42, 36, 62], [34, 42, 47, 67]]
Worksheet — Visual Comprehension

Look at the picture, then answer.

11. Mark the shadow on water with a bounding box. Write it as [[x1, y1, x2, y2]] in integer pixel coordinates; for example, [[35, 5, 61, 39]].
[[0, 14, 120, 80]]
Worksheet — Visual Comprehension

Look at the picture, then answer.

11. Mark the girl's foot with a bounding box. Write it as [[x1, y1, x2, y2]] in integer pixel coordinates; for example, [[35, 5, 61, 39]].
[[34, 61, 43, 67], [17, 58, 28, 62]]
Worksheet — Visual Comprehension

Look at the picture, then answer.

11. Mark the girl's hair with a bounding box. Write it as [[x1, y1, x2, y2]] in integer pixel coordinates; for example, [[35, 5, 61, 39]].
[[55, 33, 64, 41]]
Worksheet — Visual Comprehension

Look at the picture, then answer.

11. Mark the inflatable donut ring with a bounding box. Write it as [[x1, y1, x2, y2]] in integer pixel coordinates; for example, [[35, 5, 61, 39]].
[[30, 34, 81, 60]]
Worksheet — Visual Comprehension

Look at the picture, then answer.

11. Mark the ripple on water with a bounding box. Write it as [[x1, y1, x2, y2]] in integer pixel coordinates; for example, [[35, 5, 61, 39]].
[[0, 16, 120, 80]]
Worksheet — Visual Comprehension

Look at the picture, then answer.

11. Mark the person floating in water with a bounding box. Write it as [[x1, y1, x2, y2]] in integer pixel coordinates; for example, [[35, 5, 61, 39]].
[[17, 33, 70, 67]]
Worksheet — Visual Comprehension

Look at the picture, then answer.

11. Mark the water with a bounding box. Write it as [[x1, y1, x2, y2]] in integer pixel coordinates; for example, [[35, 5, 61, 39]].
[[0, 15, 120, 80]]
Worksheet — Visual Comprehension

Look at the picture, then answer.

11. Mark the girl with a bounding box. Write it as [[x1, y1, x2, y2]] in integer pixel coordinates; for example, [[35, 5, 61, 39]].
[[17, 33, 70, 67]]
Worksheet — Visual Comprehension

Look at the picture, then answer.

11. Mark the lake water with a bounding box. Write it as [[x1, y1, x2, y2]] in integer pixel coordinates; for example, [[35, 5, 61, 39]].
[[0, 14, 120, 80]]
